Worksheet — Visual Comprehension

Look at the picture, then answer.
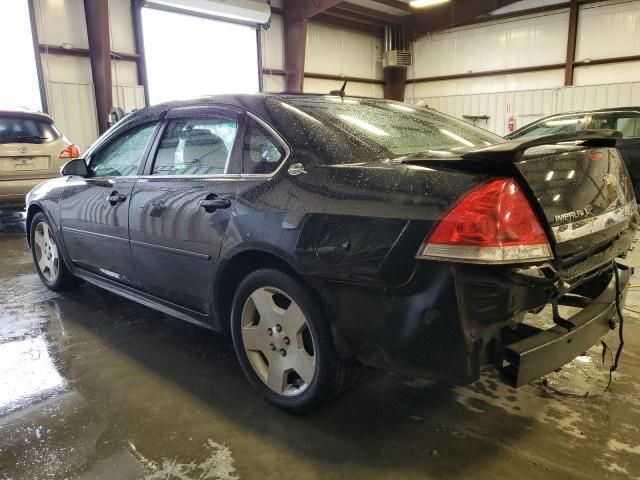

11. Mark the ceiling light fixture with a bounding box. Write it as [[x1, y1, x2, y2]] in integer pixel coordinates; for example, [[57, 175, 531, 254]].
[[409, 0, 450, 8]]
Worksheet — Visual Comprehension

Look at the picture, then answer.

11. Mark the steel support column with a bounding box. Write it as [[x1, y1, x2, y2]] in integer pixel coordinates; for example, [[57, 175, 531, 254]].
[[384, 68, 406, 101], [564, 0, 579, 86], [84, 0, 112, 134]]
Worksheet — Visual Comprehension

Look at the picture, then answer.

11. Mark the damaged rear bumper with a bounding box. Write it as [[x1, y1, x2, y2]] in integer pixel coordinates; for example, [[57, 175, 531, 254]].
[[495, 262, 632, 387]]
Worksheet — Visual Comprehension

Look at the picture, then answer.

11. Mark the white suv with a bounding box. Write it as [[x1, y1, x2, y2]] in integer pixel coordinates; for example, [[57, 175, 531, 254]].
[[0, 108, 79, 205]]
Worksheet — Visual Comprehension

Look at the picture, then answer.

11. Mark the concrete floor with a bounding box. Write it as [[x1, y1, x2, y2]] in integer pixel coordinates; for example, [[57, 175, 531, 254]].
[[1, 208, 640, 480]]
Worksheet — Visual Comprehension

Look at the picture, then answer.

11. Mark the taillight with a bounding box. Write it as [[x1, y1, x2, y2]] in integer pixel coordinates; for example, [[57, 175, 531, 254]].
[[59, 144, 80, 159], [417, 178, 552, 264]]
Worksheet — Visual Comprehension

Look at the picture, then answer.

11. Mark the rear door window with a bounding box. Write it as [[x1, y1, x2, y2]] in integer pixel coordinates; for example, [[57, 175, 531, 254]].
[[590, 113, 640, 139], [242, 118, 287, 175], [0, 116, 60, 144], [152, 117, 238, 176]]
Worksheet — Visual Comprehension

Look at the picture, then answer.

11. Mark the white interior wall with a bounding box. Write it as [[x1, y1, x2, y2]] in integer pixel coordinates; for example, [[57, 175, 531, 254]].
[[418, 81, 640, 137], [261, 18, 384, 97], [304, 22, 384, 98], [408, 10, 569, 82], [407, 0, 640, 135]]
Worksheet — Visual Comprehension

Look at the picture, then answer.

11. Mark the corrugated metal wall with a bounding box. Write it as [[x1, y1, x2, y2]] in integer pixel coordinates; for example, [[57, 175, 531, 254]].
[[304, 22, 384, 98], [34, 0, 146, 151], [45, 82, 146, 152], [415, 82, 640, 136], [406, 0, 640, 136]]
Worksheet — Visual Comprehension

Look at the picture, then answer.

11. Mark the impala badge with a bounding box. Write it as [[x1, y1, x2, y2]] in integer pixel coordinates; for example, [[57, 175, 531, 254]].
[[554, 205, 593, 224]]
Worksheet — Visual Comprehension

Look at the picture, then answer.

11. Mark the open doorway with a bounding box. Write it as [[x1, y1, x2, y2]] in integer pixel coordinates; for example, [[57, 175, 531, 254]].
[[140, 6, 260, 105], [0, 0, 43, 111]]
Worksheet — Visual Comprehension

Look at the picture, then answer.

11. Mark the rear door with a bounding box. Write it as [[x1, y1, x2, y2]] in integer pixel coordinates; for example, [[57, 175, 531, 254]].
[[60, 120, 160, 287], [128, 106, 241, 315]]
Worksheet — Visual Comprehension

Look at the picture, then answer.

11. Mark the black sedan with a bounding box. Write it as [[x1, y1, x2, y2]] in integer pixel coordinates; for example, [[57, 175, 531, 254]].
[[26, 94, 637, 411]]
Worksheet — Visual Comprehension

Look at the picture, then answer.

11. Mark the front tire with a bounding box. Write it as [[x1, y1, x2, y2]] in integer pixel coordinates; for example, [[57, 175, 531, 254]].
[[30, 212, 78, 291], [230, 268, 346, 412]]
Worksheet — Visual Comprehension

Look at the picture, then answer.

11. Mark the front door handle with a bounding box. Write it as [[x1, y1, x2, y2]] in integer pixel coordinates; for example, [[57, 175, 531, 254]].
[[107, 191, 127, 206], [199, 196, 231, 213]]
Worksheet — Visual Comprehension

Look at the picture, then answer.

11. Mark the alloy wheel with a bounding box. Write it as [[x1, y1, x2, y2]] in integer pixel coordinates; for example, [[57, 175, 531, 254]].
[[34, 222, 59, 282], [240, 287, 317, 396]]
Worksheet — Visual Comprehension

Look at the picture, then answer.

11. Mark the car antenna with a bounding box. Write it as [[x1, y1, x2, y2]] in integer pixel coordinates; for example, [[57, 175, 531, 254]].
[[329, 80, 348, 99]]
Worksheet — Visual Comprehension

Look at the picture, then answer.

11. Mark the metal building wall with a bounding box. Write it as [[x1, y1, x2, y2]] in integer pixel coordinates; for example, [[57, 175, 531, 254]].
[[406, 0, 640, 136], [416, 82, 640, 136], [303, 22, 384, 98], [34, 0, 145, 151]]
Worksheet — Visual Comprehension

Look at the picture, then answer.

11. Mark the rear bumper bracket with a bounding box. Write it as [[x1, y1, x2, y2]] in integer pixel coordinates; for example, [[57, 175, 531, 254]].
[[496, 262, 632, 387]]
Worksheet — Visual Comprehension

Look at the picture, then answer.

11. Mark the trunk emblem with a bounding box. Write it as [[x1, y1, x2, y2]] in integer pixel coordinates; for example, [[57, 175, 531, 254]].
[[554, 205, 593, 224], [18, 145, 28, 154]]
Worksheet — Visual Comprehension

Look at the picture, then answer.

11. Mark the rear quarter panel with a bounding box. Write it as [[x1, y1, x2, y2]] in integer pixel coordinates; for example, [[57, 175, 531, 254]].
[[223, 158, 490, 288]]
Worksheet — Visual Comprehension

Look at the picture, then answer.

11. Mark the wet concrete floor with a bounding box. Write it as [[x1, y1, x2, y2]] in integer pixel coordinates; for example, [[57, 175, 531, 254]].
[[1, 206, 640, 479]]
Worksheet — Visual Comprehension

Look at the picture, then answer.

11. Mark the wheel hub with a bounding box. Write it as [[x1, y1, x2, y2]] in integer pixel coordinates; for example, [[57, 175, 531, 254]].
[[269, 324, 290, 354], [240, 286, 317, 396]]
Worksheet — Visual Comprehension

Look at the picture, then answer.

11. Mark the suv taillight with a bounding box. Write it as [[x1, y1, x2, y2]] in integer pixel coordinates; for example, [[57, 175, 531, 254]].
[[416, 178, 552, 264], [59, 144, 80, 159]]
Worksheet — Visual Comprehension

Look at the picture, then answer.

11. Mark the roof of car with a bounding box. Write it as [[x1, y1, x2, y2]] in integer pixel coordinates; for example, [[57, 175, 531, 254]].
[[538, 106, 640, 117], [147, 93, 384, 112], [0, 108, 53, 122]]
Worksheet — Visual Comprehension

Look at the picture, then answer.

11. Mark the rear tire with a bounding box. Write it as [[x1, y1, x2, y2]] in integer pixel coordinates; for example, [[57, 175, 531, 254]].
[[230, 268, 348, 413], [30, 212, 79, 291]]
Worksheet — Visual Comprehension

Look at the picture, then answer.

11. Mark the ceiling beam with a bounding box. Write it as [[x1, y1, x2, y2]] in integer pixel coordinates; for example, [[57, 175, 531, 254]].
[[283, 0, 346, 21], [332, 2, 413, 24], [314, 13, 384, 34], [368, 0, 413, 13], [323, 9, 391, 27]]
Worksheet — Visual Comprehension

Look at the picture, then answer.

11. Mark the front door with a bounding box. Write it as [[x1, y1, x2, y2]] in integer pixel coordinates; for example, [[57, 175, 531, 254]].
[[60, 122, 159, 287], [128, 110, 241, 314]]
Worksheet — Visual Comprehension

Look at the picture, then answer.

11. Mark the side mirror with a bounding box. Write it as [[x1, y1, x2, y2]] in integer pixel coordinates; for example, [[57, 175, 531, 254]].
[[61, 158, 89, 177]]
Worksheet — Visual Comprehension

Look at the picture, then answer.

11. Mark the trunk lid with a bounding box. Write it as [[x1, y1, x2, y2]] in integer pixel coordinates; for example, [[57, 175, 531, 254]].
[[403, 131, 637, 260], [516, 144, 636, 257], [0, 140, 66, 180]]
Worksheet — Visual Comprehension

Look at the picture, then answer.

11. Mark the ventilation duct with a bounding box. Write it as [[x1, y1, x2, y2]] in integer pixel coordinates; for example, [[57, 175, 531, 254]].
[[383, 24, 412, 68]]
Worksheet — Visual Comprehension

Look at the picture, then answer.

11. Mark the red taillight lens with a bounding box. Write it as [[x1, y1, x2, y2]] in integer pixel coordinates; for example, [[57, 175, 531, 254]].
[[417, 178, 552, 263], [59, 144, 80, 159]]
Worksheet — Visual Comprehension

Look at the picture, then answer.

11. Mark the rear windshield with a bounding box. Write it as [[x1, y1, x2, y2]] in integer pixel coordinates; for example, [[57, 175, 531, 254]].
[[0, 116, 60, 144], [285, 98, 502, 156]]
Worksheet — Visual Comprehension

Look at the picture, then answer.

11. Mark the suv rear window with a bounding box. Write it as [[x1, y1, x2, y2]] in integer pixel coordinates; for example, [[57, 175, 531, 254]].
[[285, 98, 501, 156], [0, 116, 60, 144]]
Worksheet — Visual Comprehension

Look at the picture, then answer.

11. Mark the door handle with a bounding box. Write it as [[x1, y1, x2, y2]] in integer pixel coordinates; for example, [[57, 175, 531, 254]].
[[199, 196, 231, 213], [107, 191, 127, 206]]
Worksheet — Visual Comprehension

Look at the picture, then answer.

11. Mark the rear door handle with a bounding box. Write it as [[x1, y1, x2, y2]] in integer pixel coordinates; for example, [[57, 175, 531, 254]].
[[107, 191, 127, 206], [199, 196, 231, 213]]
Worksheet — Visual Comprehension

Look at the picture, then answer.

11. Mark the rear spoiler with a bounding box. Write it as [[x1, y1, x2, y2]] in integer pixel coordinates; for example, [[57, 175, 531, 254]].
[[462, 129, 623, 163]]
